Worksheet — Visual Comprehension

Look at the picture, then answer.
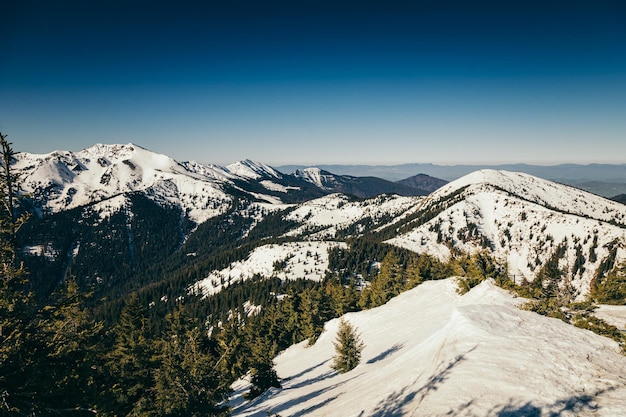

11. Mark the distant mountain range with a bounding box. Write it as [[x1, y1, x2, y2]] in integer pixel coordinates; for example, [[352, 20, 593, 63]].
[[15, 143, 626, 302], [278, 163, 626, 197]]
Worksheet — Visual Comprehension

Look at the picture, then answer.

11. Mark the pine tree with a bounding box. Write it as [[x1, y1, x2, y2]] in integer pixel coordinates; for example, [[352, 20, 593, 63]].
[[331, 318, 364, 374], [33, 276, 104, 414], [215, 315, 249, 382], [154, 304, 230, 416], [102, 293, 156, 415], [0, 132, 35, 414], [244, 315, 281, 400]]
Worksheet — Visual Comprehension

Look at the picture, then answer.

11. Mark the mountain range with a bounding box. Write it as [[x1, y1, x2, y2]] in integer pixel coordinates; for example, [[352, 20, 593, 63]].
[[14, 142, 626, 305], [279, 162, 626, 197], [12, 143, 626, 415]]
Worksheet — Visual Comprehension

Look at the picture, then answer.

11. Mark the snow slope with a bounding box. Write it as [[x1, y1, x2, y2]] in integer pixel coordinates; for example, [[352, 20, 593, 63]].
[[387, 169, 626, 298], [226, 159, 282, 180], [15, 143, 234, 223], [285, 193, 420, 239], [232, 278, 626, 417], [192, 241, 346, 297]]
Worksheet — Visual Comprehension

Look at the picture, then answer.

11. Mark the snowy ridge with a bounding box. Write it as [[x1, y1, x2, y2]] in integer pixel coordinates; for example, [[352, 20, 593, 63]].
[[14, 145, 291, 224], [232, 278, 626, 416], [285, 194, 421, 239], [387, 169, 626, 299], [225, 159, 282, 180], [432, 169, 626, 226], [293, 168, 339, 189], [192, 242, 346, 297]]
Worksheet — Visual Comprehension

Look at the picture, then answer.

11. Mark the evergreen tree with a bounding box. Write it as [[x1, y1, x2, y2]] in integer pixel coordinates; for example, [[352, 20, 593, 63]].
[[154, 304, 230, 416], [0, 132, 36, 414], [244, 315, 281, 400], [34, 276, 104, 413], [331, 318, 364, 374], [102, 293, 156, 415], [215, 315, 249, 382]]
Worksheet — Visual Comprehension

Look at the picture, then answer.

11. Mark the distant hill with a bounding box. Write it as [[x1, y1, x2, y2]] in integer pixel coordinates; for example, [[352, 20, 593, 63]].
[[293, 168, 428, 198], [278, 163, 626, 197], [611, 194, 626, 205], [396, 173, 448, 193]]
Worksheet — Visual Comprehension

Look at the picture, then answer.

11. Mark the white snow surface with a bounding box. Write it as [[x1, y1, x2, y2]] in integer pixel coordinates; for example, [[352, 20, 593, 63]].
[[293, 167, 339, 189], [387, 169, 626, 299], [14, 144, 288, 224], [225, 159, 282, 180], [285, 194, 420, 239], [232, 278, 626, 417], [192, 241, 346, 297], [595, 305, 626, 331]]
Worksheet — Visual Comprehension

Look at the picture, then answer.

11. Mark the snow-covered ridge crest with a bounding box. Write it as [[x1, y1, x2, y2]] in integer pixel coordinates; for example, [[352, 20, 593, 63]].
[[431, 169, 626, 225], [293, 167, 339, 189], [226, 159, 282, 180], [232, 278, 626, 416], [387, 169, 626, 299]]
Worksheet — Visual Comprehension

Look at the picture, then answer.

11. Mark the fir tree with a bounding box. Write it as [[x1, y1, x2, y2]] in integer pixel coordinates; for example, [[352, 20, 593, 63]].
[[331, 318, 364, 374], [0, 132, 35, 414], [102, 293, 156, 415], [34, 276, 104, 413], [154, 304, 230, 416], [244, 315, 281, 400]]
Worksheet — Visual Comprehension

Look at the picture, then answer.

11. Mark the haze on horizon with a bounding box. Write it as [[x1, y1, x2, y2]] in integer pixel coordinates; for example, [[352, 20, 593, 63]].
[[1, 1, 625, 166]]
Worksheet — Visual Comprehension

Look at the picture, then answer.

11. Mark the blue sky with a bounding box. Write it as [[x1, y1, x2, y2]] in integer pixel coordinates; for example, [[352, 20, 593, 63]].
[[1, 1, 625, 165]]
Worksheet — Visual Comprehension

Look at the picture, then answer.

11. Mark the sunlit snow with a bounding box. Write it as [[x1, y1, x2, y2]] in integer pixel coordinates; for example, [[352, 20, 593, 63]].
[[232, 279, 626, 417]]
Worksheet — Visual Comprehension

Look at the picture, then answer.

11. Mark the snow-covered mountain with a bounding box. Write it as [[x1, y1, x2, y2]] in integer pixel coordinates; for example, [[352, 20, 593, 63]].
[[231, 278, 626, 416], [188, 170, 626, 302], [225, 159, 282, 180], [14, 143, 235, 223], [14, 144, 626, 303], [14, 144, 324, 223], [386, 169, 626, 299]]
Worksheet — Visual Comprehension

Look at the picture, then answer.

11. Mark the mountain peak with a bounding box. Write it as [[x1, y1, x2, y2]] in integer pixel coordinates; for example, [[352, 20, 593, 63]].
[[226, 159, 282, 180], [293, 167, 337, 189]]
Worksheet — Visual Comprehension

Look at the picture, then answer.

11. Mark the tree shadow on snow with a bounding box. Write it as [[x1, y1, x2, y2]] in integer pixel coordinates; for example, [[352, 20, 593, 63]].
[[288, 370, 336, 390], [492, 387, 614, 417], [368, 348, 473, 417], [367, 343, 405, 364], [283, 359, 331, 384], [270, 374, 359, 416]]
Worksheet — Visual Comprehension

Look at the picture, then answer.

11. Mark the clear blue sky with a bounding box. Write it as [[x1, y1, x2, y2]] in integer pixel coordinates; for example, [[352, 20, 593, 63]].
[[1, 1, 625, 166]]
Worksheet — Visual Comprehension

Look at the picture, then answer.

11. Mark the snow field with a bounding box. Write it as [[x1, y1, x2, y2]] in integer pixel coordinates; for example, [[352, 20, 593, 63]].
[[233, 278, 626, 416], [192, 241, 347, 297], [232, 278, 626, 417]]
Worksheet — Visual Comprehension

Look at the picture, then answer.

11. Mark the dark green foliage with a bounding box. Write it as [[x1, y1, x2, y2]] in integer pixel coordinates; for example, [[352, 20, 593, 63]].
[[532, 243, 568, 299], [522, 298, 569, 322], [454, 251, 509, 294], [153, 305, 230, 416], [591, 261, 626, 304], [33, 277, 104, 413], [0, 133, 38, 414], [243, 315, 281, 400], [101, 293, 157, 415], [331, 318, 364, 373]]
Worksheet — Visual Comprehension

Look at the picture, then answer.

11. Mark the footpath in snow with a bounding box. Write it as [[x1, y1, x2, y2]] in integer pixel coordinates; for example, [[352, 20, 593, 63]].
[[231, 278, 626, 417]]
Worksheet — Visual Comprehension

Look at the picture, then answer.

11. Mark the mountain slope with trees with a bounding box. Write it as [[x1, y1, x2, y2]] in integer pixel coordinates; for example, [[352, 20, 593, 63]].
[[4, 136, 626, 415]]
